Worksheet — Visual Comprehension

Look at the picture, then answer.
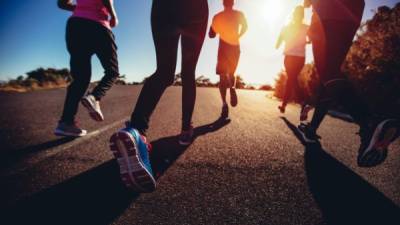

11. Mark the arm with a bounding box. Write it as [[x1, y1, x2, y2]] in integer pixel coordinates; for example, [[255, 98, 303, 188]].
[[209, 26, 216, 38], [209, 17, 217, 39], [275, 29, 284, 49], [57, 0, 76, 11], [102, 0, 118, 27], [306, 26, 312, 44], [239, 13, 248, 38]]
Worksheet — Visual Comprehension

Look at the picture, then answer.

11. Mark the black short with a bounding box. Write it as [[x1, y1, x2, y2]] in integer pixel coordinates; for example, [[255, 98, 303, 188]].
[[216, 41, 240, 75]]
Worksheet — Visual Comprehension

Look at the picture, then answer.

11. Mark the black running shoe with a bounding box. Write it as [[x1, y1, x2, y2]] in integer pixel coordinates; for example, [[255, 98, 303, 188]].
[[357, 119, 399, 167], [54, 121, 87, 137], [178, 126, 194, 146], [298, 123, 320, 143], [221, 104, 229, 119], [230, 88, 238, 107], [278, 105, 286, 114]]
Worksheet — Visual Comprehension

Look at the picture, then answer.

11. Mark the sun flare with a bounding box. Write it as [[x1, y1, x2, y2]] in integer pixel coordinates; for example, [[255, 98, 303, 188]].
[[263, 1, 286, 29]]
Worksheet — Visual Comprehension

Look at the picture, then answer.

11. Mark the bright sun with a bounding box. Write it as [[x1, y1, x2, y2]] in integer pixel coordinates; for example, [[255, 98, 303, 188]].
[[263, 1, 286, 29]]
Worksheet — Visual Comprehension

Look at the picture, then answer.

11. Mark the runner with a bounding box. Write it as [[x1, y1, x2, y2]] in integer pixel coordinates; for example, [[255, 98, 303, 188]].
[[109, 0, 209, 191], [276, 5, 312, 121], [55, 0, 120, 137], [209, 0, 248, 119], [300, 0, 399, 167]]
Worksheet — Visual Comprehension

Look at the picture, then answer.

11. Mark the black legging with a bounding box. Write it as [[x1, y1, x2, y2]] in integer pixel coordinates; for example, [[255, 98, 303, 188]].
[[61, 17, 119, 124], [282, 55, 305, 106], [130, 0, 209, 133], [310, 13, 369, 129]]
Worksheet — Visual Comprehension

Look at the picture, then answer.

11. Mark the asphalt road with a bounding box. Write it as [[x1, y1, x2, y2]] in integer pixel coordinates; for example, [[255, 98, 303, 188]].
[[1, 86, 399, 225]]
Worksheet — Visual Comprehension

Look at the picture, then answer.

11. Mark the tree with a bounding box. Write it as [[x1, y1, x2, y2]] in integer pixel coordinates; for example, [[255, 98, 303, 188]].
[[235, 75, 246, 89], [259, 84, 273, 91]]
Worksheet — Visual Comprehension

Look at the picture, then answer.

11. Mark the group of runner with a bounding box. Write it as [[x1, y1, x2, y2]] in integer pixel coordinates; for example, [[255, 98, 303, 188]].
[[55, 0, 399, 192]]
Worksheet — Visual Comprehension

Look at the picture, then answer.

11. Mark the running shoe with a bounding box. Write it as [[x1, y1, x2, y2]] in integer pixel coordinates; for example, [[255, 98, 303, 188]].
[[357, 119, 399, 167], [54, 121, 87, 137], [297, 123, 320, 144], [81, 94, 104, 122], [221, 103, 229, 119], [300, 104, 313, 121], [278, 105, 286, 114], [230, 88, 238, 107], [178, 126, 194, 146], [109, 126, 156, 192]]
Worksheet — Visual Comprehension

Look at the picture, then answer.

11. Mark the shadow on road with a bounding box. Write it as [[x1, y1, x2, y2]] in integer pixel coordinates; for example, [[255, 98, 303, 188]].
[[281, 117, 400, 225], [151, 117, 231, 178], [5, 160, 138, 225], [1, 137, 76, 169], [4, 117, 231, 225]]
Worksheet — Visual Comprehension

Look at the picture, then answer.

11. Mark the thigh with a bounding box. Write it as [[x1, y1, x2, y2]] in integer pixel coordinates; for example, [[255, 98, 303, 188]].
[[66, 18, 93, 56], [94, 28, 119, 75], [313, 20, 359, 83], [180, 20, 208, 75], [323, 21, 358, 81], [284, 56, 302, 80], [151, 2, 180, 77]]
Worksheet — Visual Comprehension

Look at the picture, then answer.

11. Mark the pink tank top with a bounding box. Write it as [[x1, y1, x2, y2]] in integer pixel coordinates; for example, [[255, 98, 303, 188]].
[[72, 0, 111, 29]]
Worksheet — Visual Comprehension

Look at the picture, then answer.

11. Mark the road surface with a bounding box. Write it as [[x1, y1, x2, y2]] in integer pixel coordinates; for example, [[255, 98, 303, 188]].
[[1, 86, 399, 225]]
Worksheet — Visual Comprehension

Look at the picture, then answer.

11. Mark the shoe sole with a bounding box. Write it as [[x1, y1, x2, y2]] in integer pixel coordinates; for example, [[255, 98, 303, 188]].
[[297, 127, 318, 144], [178, 138, 192, 146], [109, 130, 156, 192], [54, 129, 86, 137], [230, 89, 238, 107], [359, 119, 399, 166], [81, 98, 104, 122]]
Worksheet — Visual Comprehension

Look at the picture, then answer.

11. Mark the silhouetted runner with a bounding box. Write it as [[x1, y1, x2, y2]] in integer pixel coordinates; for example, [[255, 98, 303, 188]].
[[276, 6, 312, 121], [299, 0, 399, 167], [109, 0, 209, 192], [209, 0, 248, 119], [55, 0, 120, 137]]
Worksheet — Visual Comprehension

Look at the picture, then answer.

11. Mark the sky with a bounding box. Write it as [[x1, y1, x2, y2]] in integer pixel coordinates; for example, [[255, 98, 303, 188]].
[[0, 0, 398, 85]]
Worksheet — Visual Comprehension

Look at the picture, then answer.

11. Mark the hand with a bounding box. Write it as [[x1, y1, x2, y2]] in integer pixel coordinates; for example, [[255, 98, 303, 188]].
[[110, 16, 119, 28]]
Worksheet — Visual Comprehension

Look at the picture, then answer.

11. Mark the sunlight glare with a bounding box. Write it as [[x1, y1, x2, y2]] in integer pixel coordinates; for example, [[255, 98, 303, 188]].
[[263, 0, 286, 30]]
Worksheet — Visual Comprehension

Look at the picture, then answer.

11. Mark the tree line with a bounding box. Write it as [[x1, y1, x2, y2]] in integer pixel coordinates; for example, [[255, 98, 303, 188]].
[[274, 3, 400, 117]]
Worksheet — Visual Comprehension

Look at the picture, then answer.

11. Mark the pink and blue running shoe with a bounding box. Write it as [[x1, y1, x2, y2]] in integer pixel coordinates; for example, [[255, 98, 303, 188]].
[[109, 125, 156, 192]]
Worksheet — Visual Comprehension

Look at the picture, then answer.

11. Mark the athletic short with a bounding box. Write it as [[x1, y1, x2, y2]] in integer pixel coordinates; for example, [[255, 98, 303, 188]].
[[216, 41, 240, 75]]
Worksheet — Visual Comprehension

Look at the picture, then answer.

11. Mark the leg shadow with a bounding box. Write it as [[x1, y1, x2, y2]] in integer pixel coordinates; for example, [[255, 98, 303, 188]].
[[281, 117, 400, 225], [5, 160, 138, 225], [151, 117, 231, 177], [5, 118, 231, 225], [1, 137, 76, 170]]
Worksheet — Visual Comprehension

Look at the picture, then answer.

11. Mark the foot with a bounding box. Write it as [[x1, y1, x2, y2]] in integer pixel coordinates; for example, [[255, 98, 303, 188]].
[[230, 88, 238, 107], [109, 125, 156, 192], [297, 123, 320, 144], [300, 105, 313, 121], [178, 126, 194, 146], [357, 119, 399, 167], [54, 121, 87, 137], [81, 94, 104, 122], [221, 103, 229, 119], [278, 105, 286, 114]]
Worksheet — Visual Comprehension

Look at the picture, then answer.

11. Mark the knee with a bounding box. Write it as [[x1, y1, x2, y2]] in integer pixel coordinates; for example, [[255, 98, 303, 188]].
[[219, 75, 228, 88], [147, 71, 175, 87], [104, 67, 119, 80]]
